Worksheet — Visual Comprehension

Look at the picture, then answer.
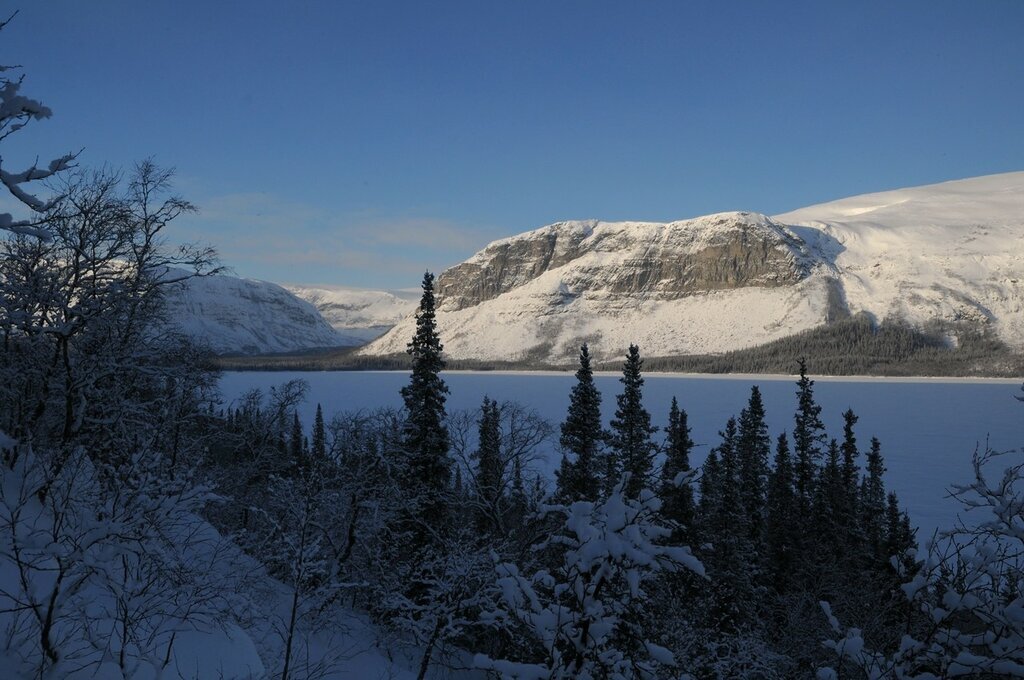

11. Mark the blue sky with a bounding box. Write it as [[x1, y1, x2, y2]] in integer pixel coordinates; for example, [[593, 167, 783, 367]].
[[4, 1, 1023, 288]]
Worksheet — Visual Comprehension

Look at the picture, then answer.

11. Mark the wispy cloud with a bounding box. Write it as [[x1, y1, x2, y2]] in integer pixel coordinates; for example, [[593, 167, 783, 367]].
[[171, 191, 497, 287]]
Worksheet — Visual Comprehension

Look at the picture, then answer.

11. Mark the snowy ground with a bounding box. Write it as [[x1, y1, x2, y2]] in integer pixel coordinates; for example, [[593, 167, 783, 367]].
[[219, 371, 1024, 539]]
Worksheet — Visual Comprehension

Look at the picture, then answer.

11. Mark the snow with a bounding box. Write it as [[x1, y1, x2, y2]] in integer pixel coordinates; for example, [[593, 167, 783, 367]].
[[165, 273, 357, 354], [219, 371, 1024, 539], [285, 283, 419, 342], [363, 172, 1024, 364], [0, 432, 475, 680], [366, 211, 820, 362], [776, 172, 1024, 349]]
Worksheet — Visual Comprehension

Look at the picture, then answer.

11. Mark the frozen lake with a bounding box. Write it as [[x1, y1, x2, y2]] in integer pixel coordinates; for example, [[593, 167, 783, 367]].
[[219, 371, 1024, 537]]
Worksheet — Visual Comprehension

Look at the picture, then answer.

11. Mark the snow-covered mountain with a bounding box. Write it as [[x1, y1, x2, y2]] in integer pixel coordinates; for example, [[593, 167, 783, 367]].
[[361, 172, 1024, 364], [285, 284, 419, 343], [165, 273, 358, 354]]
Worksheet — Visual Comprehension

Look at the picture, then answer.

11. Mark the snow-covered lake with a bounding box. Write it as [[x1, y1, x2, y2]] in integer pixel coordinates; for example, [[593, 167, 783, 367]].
[[219, 371, 1024, 538]]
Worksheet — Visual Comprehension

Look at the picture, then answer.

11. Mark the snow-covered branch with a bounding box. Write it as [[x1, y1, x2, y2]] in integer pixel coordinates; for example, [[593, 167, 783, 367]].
[[477, 475, 704, 680], [0, 17, 78, 239], [819, 447, 1024, 679]]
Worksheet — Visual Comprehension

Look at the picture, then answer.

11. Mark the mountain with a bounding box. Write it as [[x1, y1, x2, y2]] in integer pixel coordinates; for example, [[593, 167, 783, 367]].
[[285, 284, 419, 343], [361, 172, 1024, 365], [164, 273, 356, 354]]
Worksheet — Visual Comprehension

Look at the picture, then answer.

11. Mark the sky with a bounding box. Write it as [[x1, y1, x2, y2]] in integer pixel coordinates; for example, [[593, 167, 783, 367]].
[[3, 1, 1023, 289]]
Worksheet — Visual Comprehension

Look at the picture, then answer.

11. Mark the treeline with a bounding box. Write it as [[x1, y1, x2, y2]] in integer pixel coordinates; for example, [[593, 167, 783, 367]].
[[550, 345, 918, 675], [207, 274, 1023, 678], [203, 274, 925, 677], [634, 312, 1024, 377], [217, 312, 1024, 377]]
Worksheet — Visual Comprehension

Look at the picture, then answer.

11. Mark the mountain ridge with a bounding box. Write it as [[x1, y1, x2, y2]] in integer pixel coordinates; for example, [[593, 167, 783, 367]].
[[360, 172, 1024, 365]]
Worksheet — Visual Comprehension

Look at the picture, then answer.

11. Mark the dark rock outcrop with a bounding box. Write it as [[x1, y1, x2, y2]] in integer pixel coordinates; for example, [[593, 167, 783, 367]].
[[436, 213, 811, 311]]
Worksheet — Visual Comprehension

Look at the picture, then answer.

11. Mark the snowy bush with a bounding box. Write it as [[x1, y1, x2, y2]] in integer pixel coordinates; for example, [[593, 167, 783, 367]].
[[819, 447, 1024, 678], [0, 436, 259, 678], [476, 475, 704, 680]]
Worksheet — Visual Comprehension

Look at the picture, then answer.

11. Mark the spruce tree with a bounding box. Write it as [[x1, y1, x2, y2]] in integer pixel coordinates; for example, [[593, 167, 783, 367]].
[[860, 437, 887, 563], [793, 358, 826, 511], [839, 409, 860, 498], [556, 344, 604, 502], [813, 438, 845, 563], [475, 396, 503, 529], [698, 450, 722, 528], [839, 408, 862, 547], [884, 492, 916, 572], [312, 403, 327, 461], [400, 271, 451, 527], [766, 432, 796, 591], [737, 385, 770, 544], [660, 397, 695, 541], [608, 344, 657, 499], [715, 417, 742, 538], [289, 411, 304, 472], [704, 417, 755, 631]]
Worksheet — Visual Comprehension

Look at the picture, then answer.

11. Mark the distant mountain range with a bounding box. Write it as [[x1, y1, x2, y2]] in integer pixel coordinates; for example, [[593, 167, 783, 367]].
[[360, 172, 1024, 365], [163, 276, 416, 355], [283, 285, 419, 343]]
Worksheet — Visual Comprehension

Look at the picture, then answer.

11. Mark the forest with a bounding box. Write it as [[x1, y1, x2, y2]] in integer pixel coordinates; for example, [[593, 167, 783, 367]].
[[0, 19, 1023, 680], [214, 313, 1024, 378]]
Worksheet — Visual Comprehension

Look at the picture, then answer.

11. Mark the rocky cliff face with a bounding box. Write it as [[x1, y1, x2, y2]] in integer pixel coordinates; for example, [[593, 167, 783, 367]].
[[364, 212, 836, 363], [436, 212, 811, 311], [361, 172, 1024, 364]]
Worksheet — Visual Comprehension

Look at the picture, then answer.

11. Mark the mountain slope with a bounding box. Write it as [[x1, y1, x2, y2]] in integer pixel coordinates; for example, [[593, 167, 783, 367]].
[[777, 172, 1024, 347], [285, 284, 419, 342], [361, 172, 1024, 364], [165, 274, 354, 354]]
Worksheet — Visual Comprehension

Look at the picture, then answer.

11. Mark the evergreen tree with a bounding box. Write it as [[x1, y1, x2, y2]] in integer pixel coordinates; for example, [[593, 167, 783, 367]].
[[556, 344, 604, 502], [312, 403, 327, 461], [793, 359, 826, 511], [766, 432, 796, 591], [608, 344, 657, 499], [715, 417, 742, 537], [474, 396, 503, 529], [660, 397, 695, 541], [884, 492, 916, 572], [400, 271, 452, 528], [839, 408, 860, 499], [737, 385, 770, 544], [703, 418, 755, 631], [289, 411, 304, 471], [698, 450, 722, 531], [860, 437, 887, 563], [838, 408, 863, 548], [813, 438, 845, 563]]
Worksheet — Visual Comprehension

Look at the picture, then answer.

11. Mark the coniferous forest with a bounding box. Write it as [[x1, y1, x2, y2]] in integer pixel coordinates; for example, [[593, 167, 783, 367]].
[[9, 225, 1023, 676], [2, 12, 1024, 680]]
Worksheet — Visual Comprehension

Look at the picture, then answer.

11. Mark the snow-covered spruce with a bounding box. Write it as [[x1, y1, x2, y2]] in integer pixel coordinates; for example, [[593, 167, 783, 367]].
[[475, 475, 704, 680], [819, 447, 1024, 679]]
